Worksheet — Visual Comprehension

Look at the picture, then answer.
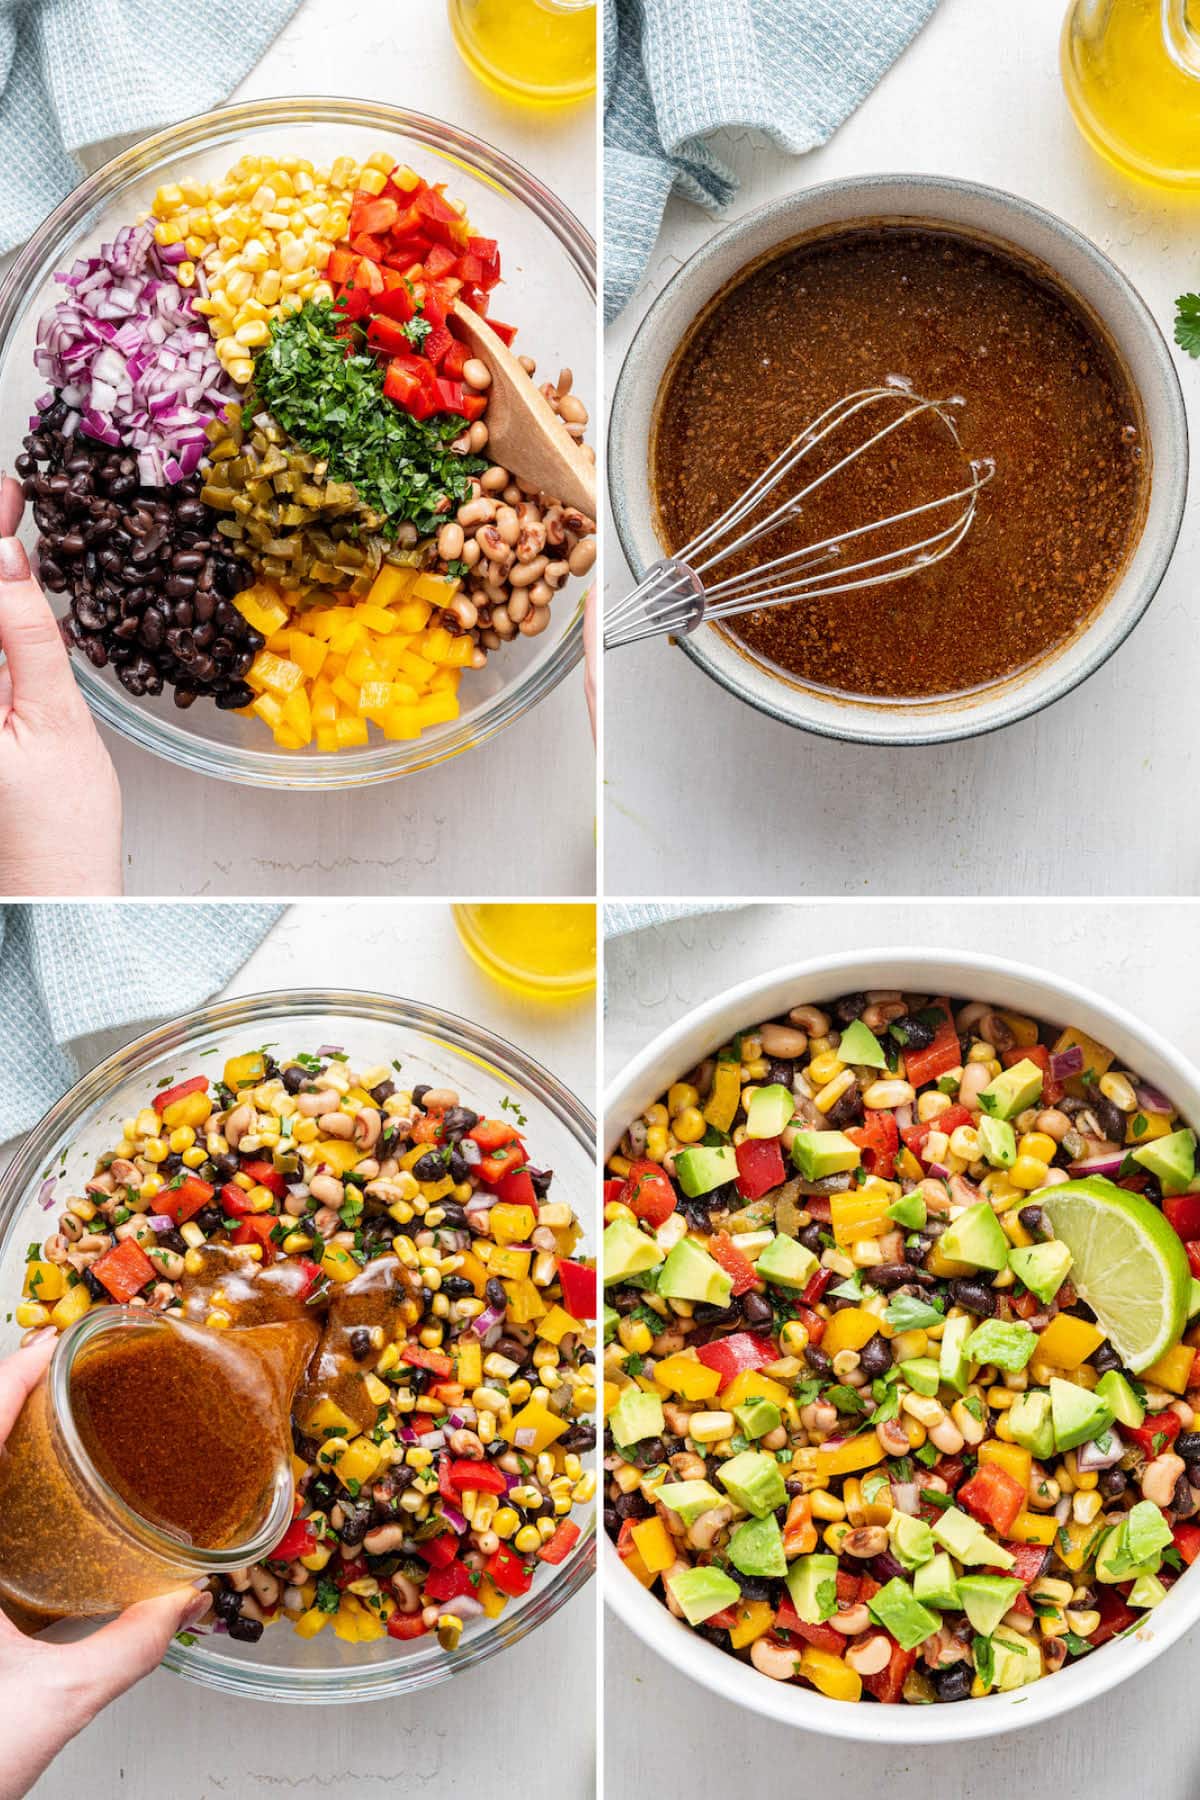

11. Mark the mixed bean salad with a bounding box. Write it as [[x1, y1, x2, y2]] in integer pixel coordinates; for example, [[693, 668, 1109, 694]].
[[21, 148, 595, 750], [604, 991, 1200, 1705], [17, 1047, 595, 1650]]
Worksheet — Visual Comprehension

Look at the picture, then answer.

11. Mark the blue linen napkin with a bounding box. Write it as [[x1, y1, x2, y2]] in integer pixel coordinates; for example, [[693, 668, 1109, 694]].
[[604, 0, 940, 321], [604, 902, 737, 937], [0, 902, 282, 1142], [0, 0, 305, 256]]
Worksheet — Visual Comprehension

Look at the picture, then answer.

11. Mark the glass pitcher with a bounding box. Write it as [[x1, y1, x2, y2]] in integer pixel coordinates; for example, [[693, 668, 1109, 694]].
[[1062, 0, 1200, 186]]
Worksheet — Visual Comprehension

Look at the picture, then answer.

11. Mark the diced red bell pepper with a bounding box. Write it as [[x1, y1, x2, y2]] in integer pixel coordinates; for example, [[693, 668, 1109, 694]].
[[695, 1332, 776, 1391], [350, 229, 388, 262], [1164, 1195, 1200, 1242], [958, 1463, 1026, 1537], [932, 1454, 966, 1493], [1003, 1043, 1061, 1107], [232, 1215, 279, 1263], [901, 1103, 973, 1160], [91, 1237, 156, 1302], [402, 1342, 455, 1378], [604, 1178, 624, 1207], [295, 1258, 324, 1300], [479, 1143, 527, 1186], [1090, 1584, 1137, 1647], [334, 279, 373, 321], [445, 1459, 507, 1495], [239, 1159, 286, 1200], [556, 1258, 596, 1319], [707, 1232, 758, 1297], [424, 243, 459, 279], [411, 1110, 447, 1145], [432, 375, 464, 415], [620, 1160, 677, 1229], [1185, 1242, 1200, 1282], [355, 254, 387, 296], [415, 1529, 459, 1567], [423, 1559, 476, 1602], [470, 1119, 521, 1153], [467, 234, 499, 264], [458, 392, 488, 422], [157, 1173, 214, 1225], [836, 1570, 861, 1603], [153, 1074, 208, 1117], [794, 1303, 825, 1347], [219, 1181, 254, 1219], [860, 1636, 917, 1704], [269, 1517, 317, 1562], [734, 1135, 785, 1201], [493, 1166, 537, 1209], [367, 314, 418, 357], [423, 324, 455, 368], [705, 1605, 740, 1630], [455, 251, 485, 286], [421, 283, 452, 330], [387, 1612, 429, 1639], [775, 1596, 842, 1654], [1128, 1410, 1182, 1459], [327, 246, 358, 287], [333, 1555, 369, 1591], [485, 1544, 534, 1597], [349, 194, 400, 238], [847, 1110, 899, 1180], [1002, 1542, 1049, 1587], [1173, 1522, 1200, 1567], [802, 1266, 835, 1305], [900, 1000, 960, 1089], [485, 319, 518, 349], [440, 338, 469, 380], [1009, 1287, 1041, 1320], [373, 280, 416, 323], [537, 1520, 581, 1565]]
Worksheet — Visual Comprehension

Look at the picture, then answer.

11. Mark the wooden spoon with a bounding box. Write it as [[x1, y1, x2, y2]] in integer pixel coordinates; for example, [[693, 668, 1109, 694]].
[[452, 302, 596, 519]]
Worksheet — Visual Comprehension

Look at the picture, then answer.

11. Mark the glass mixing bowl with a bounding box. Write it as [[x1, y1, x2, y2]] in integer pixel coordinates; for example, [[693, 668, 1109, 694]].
[[0, 98, 595, 788], [0, 989, 595, 1702]]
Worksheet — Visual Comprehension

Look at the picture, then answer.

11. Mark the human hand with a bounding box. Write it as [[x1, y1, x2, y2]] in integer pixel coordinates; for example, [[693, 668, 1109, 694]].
[[0, 1332, 205, 1800], [0, 475, 122, 895]]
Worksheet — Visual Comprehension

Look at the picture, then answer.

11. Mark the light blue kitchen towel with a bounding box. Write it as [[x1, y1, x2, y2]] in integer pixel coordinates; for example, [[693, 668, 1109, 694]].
[[604, 0, 940, 320], [0, 902, 283, 1142], [605, 902, 738, 937], [0, 0, 305, 255]]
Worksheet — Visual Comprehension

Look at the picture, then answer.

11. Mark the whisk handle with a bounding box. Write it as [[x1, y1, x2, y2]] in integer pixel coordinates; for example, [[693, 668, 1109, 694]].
[[604, 557, 706, 651]]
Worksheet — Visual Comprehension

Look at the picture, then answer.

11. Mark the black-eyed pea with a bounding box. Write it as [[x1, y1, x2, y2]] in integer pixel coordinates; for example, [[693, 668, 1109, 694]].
[[509, 555, 547, 589], [750, 1638, 796, 1681], [477, 524, 513, 569], [518, 354, 537, 376], [466, 420, 489, 453], [437, 521, 465, 562], [543, 559, 569, 588], [449, 595, 478, 630], [469, 646, 487, 669], [544, 504, 566, 547], [480, 465, 509, 493], [495, 505, 520, 546], [529, 581, 553, 607], [568, 538, 596, 577], [481, 627, 501, 649], [558, 393, 588, 426], [507, 589, 532, 625], [460, 538, 482, 569], [463, 357, 492, 390], [516, 520, 547, 562], [457, 495, 496, 528], [557, 366, 573, 396], [490, 607, 515, 640], [519, 605, 550, 636]]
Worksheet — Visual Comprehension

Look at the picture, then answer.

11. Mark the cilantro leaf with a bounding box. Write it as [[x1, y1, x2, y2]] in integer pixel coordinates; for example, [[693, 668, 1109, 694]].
[[1175, 293, 1200, 359]]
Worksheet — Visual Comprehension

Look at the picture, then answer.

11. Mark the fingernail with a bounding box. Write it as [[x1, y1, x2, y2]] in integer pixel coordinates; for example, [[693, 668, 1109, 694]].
[[180, 1591, 211, 1628], [0, 474, 23, 539], [0, 536, 30, 582]]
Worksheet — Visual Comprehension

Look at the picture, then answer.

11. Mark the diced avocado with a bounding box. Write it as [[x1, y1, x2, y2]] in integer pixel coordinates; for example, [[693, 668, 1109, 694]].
[[609, 1386, 664, 1448], [1190, 1278, 1200, 1320], [1050, 1376, 1114, 1453], [939, 1313, 974, 1394], [733, 1396, 782, 1440], [1128, 1571, 1168, 1610], [1132, 1127, 1197, 1196], [745, 1084, 795, 1140], [964, 1319, 1037, 1372], [785, 1552, 839, 1624], [978, 1058, 1044, 1122], [899, 1356, 941, 1397], [913, 1552, 961, 1611], [728, 1512, 788, 1579], [888, 1191, 927, 1230], [717, 1449, 788, 1519], [931, 1507, 1014, 1568], [838, 1019, 888, 1068], [674, 1144, 739, 1198], [992, 1634, 1040, 1691], [657, 1237, 733, 1307], [603, 1303, 620, 1344], [1008, 1240, 1073, 1305], [866, 1577, 942, 1652], [1094, 1368, 1145, 1429], [887, 1510, 936, 1570], [957, 1574, 1024, 1637], [1094, 1522, 1130, 1585], [755, 1233, 818, 1291], [664, 1565, 743, 1627], [977, 1115, 1017, 1169], [656, 1479, 724, 1526], [791, 1130, 861, 1181], [1008, 1389, 1055, 1460], [1126, 1499, 1173, 1568], [938, 1202, 1009, 1273], [603, 1215, 664, 1284]]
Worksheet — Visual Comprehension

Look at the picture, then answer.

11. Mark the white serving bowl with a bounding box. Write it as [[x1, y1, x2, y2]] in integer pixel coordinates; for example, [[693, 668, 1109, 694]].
[[603, 947, 1200, 1741], [608, 175, 1189, 746]]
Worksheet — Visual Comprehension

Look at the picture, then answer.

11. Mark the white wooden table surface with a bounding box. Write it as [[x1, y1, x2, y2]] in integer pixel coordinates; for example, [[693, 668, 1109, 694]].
[[77, 0, 596, 897], [18, 901, 597, 1800], [603, 0, 1200, 898], [604, 901, 1200, 1799]]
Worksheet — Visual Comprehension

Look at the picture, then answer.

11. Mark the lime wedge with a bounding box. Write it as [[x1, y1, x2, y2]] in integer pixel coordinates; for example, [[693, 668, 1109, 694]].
[[1038, 1176, 1190, 1373]]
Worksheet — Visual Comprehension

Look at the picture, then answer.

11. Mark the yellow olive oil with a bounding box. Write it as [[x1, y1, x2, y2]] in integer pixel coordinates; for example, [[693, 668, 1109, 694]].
[[453, 904, 596, 998], [1062, 0, 1200, 186], [448, 0, 596, 105]]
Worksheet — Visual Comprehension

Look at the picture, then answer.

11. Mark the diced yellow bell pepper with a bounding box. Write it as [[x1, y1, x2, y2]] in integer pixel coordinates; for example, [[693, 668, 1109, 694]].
[[439, 635, 474, 668], [631, 1517, 675, 1574], [505, 1396, 569, 1453], [381, 705, 421, 740], [536, 1304, 583, 1347], [1127, 1110, 1175, 1145], [423, 625, 455, 661], [800, 1646, 862, 1703], [50, 1282, 91, 1330], [367, 565, 418, 608], [1057, 1516, 1103, 1572], [923, 1240, 977, 1279], [1036, 1314, 1105, 1371], [251, 692, 284, 730], [728, 1600, 776, 1649], [979, 1441, 1032, 1490], [412, 570, 460, 604], [235, 587, 291, 636], [1052, 1027, 1114, 1096], [489, 1246, 531, 1280], [293, 1605, 331, 1638], [223, 1050, 265, 1091], [703, 1061, 742, 1133], [329, 619, 369, 656], [320, 1243, 361, 1284], [23, 1261, 66, 1302], [282, 687, 312, 743], [816, 1431, 885, 1481], [830, 1193, 892, 1247], [455, 1337, 483, 1389], [456, 1250, 489, 1297], [314, 1136, 362, 1175], [655, 1353, 723, 1402], [998, 1011, 1040, 1048], [416, 692, 459, 727], [392, 598, 432, 633], [822, 1307, 883, 1356], [619, 1542, 656, 1588], [489, 1203, 537, 1246], [304, 1395, 360, 1439], [345, 650, 387, 689], [334, 1434, 383, 1490], [249, 650, 305, 696], [1143, 1342, 1195, 1395], [1007, 1510, 1060, 1546], [476, 1574, 508, 1618], [288, 632, 327, 679], [721, 1368, 790, 1409], [335, 714, 369, 749], [502, 1276, 547, 1323], [162, 1090, 212, 1130], [355, 603, 399, 634]]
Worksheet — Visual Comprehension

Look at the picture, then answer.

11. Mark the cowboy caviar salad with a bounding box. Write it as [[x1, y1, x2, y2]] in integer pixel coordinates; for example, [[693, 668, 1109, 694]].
[[603, 990, 1200, 1705], [18, 1045, 595, 1650], [22, 147, 594, 751]]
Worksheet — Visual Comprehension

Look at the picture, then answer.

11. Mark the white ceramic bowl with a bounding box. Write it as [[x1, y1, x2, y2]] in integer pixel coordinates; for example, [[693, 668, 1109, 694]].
[[603, 947, 1200, 1742], [608, 175, 1189, 746]]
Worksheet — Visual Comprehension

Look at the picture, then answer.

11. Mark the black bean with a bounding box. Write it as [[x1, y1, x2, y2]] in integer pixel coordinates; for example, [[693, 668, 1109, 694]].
[[859, 1333, 893, 1377], [559, 1422, 596, 1453], [804, 1345, 833, 1378], [870, 1262, 939, 1291], [82, 1266, 108, 1300], [485, 1277, 508, 1309], [1092, 1342, 1122, 1376], [442, 1106, 479, 1137], [740, 1291, 773, 1327], [1017, 1205, 1050, 1241], [413, 1150, 449, 1181], [892, 1014, 935, 1052], [1173, 1476, 1198, 1519], [1098, 1467, 1127, 1499], [948, 1279, 998, 1317], [213, 1588, 243, 1624], [440, 1274, 474, 1300], [1177, 1432, 1200, 1465], [227, 1615, 264, 1644], [370, 1078, 396, 1104], [932, 1663, 973, 1703], [767, 1059, 795, 1087], [834, 993, 867, 1024], [797, 1222, 823, 1256], [411, 1084, 431, 1109], [348, 1326, 373, 1361]]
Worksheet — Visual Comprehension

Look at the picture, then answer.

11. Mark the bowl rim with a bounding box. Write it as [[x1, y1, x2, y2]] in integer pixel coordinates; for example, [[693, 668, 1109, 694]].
[[602, 944, 1200, 1741], [1, 95, 595, 789], [0, 985, 595, 1703], [607, 170, 1190, 748]]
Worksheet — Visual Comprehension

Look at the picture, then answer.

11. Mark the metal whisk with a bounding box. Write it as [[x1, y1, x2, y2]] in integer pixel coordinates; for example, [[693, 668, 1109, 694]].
[[604, 381, 995, 652]]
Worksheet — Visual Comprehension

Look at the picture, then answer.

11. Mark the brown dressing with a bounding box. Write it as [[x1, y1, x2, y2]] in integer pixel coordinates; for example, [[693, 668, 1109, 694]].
[[295, 1257, 422, 1436], [652, 225, 1148, 700]]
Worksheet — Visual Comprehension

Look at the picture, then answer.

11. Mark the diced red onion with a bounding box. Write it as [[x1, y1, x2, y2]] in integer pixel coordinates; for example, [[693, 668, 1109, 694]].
[[869, 1551, 906, 1584], [1135, 1081, 1174, 1115], [438, 1594, 484, 1621], [38, 1177, 57, 1210], [894, 1103, 914, 1131], [315, 1043, 344, 1057], [1076, 1427, 1124, 1471], [34, 222, 234, 484], [890, 1481, 919, 1516], [473, 1304, 504, 1336], [1068, 1151, 1128, 1179], [1050, 1045, 1085, 1081], [147, 1214, 176, 1235], [513, 1428, 537, 1450], [422, 1430, 446, 1451], [464, 1189, 491, 1215], [927, 1162, 950, 1181], [440, 1503, 468, 1534]]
